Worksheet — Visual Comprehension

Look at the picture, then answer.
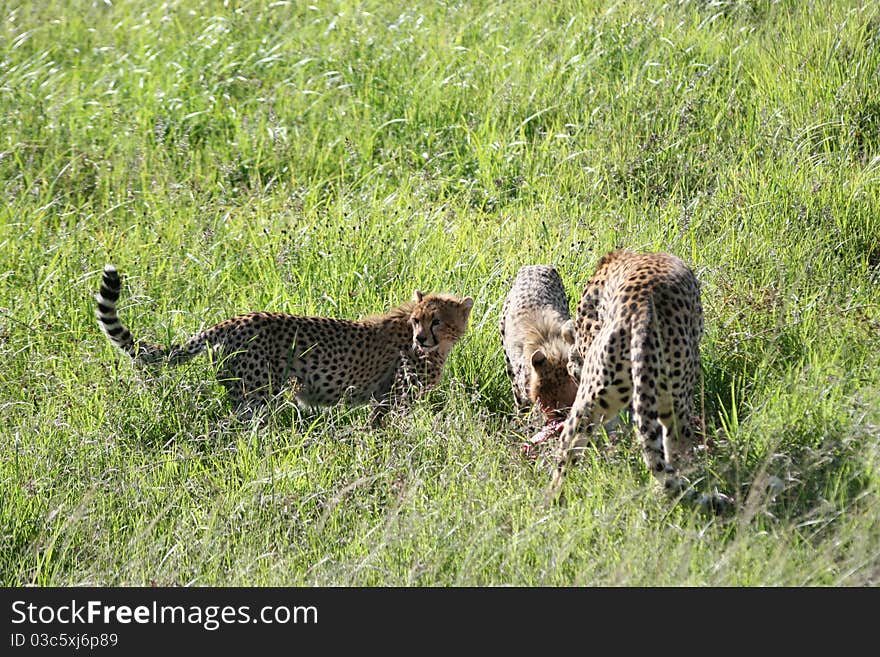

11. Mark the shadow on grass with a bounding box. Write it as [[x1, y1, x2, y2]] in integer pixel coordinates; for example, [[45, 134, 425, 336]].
[[702, 400, 875, 533]]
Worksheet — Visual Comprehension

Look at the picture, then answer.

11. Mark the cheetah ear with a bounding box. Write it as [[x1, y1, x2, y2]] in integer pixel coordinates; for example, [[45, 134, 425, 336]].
[[414, 290, 425, 303], [460, 296, 474, 311], [561, 319, 576, 345], [530, 349, 547, 369]]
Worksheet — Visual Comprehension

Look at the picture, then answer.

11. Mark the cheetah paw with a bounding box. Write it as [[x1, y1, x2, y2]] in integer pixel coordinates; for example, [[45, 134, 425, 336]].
[[697, 491, 736, 515]]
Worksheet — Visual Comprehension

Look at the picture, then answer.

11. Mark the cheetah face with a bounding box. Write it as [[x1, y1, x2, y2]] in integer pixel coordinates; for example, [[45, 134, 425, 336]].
[[410, 290, 475, 353], [529, 348, 579, 420]]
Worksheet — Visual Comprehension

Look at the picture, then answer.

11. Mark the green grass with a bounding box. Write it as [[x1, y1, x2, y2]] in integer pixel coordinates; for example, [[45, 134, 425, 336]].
[[1, 0, 879, 585]]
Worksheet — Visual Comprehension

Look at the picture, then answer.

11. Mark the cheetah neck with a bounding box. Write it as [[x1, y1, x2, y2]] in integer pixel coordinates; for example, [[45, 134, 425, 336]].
[[360, 302, 416, 325]]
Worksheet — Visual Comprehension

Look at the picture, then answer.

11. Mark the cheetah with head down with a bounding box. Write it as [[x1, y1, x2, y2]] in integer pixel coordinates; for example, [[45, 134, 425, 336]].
[[547, 250, 731, 511], [499, 265, 578, 422], [96, 265, 474, 423]]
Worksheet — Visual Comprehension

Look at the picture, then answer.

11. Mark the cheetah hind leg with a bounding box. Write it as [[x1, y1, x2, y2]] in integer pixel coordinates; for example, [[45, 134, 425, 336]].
[[229, 388, 272, 424], [654, 405, 735, 514], [216, 371, 275, 424], [672, 411, 736, 514], [633, 407, 691, 497]]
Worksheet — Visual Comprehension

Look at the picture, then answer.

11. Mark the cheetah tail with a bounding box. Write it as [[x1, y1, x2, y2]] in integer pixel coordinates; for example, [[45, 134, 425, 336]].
[[95, 264, 169, 364]]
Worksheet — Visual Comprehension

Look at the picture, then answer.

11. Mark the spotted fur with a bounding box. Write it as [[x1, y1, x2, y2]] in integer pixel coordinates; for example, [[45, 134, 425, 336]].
[[96, 265, 474, 422], [547, 250, 728, 509], [499, 265, 578, 421]]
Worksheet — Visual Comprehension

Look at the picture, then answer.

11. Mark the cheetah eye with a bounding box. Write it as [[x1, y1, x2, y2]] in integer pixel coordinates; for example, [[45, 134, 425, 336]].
[[431, 318, 441, 328]]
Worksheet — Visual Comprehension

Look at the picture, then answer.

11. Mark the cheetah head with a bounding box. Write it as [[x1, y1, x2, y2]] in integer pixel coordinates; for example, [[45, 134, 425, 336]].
[[529, 345, 579, 421], [410, 290, 474, 354]]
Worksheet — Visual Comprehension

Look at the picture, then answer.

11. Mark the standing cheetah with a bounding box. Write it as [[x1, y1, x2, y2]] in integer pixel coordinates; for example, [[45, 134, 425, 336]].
[[95, 265, 474, 422], [547, 250, 730, 510], [499, 265, 578, 422]]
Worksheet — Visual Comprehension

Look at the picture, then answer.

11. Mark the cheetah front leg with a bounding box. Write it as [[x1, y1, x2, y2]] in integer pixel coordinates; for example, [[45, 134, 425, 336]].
[[545, 386, 598, 505], [368, 354, 423, 428], [368, 399, 392, 428], [503, 352, 529, 413], [545, 322, 629, 504]]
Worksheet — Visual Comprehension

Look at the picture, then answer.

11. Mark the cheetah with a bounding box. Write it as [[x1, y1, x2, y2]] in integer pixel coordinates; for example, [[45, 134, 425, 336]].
[[546, 250, 732, 511], [499, 265, 578, 422], [95, 265, 474, 422]]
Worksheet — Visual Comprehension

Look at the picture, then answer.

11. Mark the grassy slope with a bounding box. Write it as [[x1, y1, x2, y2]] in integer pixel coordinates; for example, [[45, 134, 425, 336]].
[[1, 0, 878, 585]]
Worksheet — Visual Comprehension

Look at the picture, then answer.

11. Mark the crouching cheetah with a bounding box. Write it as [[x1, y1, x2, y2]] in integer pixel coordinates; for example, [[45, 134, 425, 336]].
[[95, 265, 474, 422], [546, 250, 732, 512], [499, 265, 578, 422]]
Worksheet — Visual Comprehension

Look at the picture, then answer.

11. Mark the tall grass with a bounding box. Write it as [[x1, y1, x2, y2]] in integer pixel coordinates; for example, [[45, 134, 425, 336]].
[[1, 0, 878, 585]]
